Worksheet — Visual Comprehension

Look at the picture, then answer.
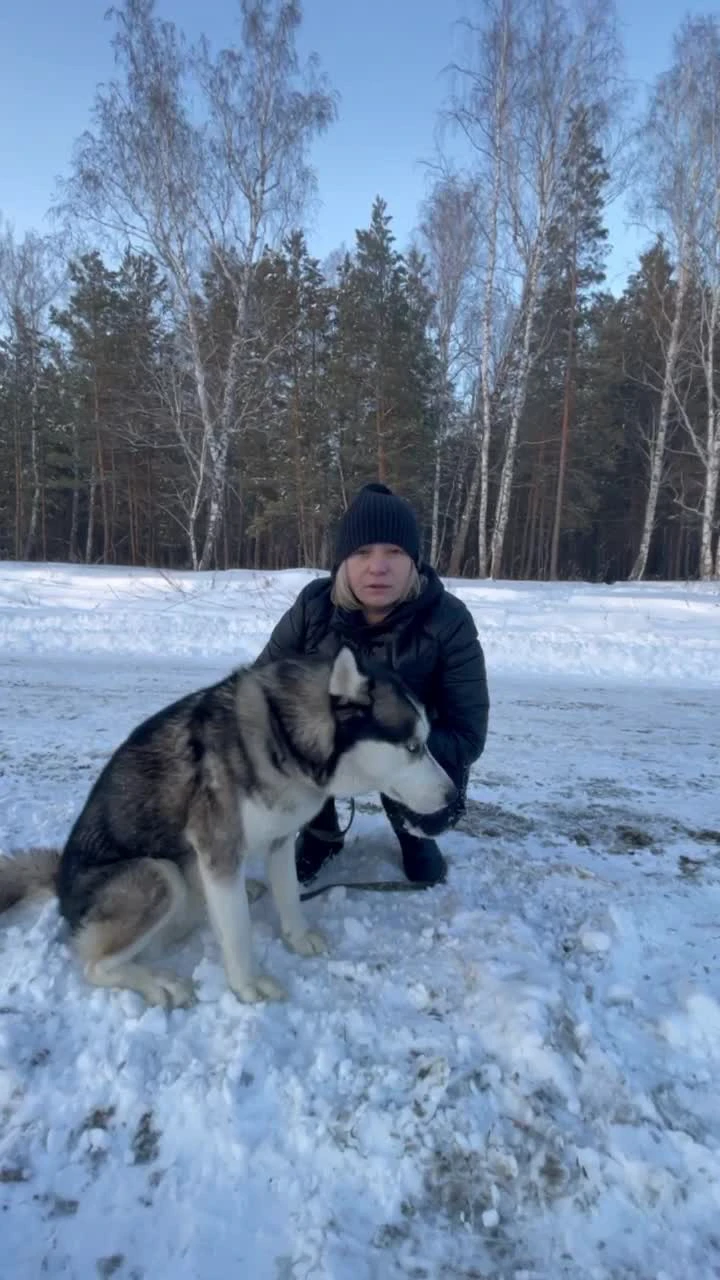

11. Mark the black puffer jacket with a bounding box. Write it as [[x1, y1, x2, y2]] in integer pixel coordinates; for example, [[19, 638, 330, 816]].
[[255, 566, 489, 785]]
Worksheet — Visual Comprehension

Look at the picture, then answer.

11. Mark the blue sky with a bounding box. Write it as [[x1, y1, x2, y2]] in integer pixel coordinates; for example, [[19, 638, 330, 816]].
[[0, 0, 688, 293]]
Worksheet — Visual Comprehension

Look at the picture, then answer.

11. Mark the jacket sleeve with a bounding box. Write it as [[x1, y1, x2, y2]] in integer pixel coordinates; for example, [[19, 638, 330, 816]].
[[427, 603, 489, 783], [254, 589, 309, 666]]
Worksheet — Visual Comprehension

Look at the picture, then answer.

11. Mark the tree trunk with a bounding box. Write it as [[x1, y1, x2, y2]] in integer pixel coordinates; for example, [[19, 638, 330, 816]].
[[23, 413, 41, 559], [128, 463, 137, 565], [179, 300, 219, 570], [198, 433, 230, 571], [376, 395, 388, 484], [437, 436, 467, 570], [429, 445, 441, 567], [23, 335, 41, 560], [701, 422, 720, 579], [549, 251, 578, 580], [490, 241, 543, 577], [97, 430, 110, 565], [291, 385, 309, 566], [109, 441, 118, 563], [477, 18, 510, 579], [700, 284, 720, 580], [448, 437, 481, 576], [13, 409, 23, 560], [147, 453, 156, 566], [630, 256, 688, 581], [477, 405, 492, 580], [523, 452, 542, 578], [537, 441, 548, 577], [85, 462, 97, 564], [197, 281, 252, 572], [69, 421, 81, 562]]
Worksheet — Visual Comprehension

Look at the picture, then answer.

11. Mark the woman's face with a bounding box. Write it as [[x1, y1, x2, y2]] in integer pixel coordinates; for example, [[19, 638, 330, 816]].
[[345, 543, 414, 615]]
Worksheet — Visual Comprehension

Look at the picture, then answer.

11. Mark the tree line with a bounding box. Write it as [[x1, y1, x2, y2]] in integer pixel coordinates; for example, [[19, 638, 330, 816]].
[[1, 0, 719, 581]]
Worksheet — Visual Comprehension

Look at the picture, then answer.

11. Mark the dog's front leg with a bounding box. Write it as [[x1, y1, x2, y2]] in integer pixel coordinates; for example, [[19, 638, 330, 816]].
[[268, 837, 327, 957], [198, 861, 286, 1004]]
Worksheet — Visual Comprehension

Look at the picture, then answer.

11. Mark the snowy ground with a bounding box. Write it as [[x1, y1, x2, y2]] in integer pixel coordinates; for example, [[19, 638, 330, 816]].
[[1, 563, 720, 1280]]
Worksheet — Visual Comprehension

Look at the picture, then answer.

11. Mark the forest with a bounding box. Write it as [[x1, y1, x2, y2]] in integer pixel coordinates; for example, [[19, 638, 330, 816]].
[[1, 0, 719, 581]]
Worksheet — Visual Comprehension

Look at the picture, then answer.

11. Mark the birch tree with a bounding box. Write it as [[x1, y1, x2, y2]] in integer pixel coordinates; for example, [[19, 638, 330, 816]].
[[628, 19, 709, 580], [489, 0, 621, 577], [0, 226, 65, 558], [686, 19, 720, 580], [445, 0, 516, 576], [60, 0, 335, 569], [445, 0, 621, 577], [419, 173, 479, 565], [697, 262, 720, 580], [546, 105, 609, 579], [672, 245, 720, 581]]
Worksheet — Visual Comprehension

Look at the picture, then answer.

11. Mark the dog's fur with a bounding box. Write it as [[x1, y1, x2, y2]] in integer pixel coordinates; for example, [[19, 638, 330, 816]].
[[0, 648, 455, 1006]]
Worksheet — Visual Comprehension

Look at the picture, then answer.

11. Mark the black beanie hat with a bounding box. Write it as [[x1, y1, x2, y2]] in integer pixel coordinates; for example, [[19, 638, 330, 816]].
[[335, 483, 421, 565]]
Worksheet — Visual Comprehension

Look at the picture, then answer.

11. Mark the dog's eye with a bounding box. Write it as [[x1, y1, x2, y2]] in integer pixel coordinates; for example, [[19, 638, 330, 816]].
[[407, 743, 424, 757]]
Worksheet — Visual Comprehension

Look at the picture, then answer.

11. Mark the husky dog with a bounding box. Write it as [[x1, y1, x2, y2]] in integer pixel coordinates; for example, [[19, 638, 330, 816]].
[[0, 648, 455, 1007]]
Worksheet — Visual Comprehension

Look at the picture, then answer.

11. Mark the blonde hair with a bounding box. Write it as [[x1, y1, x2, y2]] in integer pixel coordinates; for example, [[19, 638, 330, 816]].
[[331, 559, 422, 612]]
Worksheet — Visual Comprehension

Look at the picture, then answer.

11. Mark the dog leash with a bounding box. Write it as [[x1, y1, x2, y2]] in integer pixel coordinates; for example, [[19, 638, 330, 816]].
[[298, 795, 454, 895], [299, 798, 448, 894], [299, 878, 436, 901], [305, 799, 356, 842], [246, 874, 435, 902]]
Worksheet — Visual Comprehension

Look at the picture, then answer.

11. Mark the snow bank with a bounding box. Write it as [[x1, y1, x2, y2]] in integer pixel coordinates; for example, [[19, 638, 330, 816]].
[[0, 561, 718, 685]]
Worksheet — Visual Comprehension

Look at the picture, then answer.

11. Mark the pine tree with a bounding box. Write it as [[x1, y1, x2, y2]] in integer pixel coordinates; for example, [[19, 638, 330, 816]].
[[0, 319, 64, 560], [541, 106, 610, 577], [328, 198, 439, 537], [243, 232, 335, 566], [52, 250, 168, 564]]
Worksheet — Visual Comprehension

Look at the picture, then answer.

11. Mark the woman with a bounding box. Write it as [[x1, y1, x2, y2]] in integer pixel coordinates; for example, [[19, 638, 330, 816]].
[[255, 483, 490, 885]]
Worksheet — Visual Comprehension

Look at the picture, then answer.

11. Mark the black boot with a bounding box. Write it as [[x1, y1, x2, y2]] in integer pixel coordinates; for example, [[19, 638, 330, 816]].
[[381, 794, 449, 885], [397, 831, 448, 885], [295, 798, 344, 884]]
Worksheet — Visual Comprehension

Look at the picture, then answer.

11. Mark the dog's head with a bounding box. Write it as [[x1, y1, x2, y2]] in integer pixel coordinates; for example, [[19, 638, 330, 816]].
[[327, 647, 457, 815]]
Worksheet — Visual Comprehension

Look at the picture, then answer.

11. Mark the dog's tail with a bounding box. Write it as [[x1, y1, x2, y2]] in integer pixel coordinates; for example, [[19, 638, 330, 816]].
[[0, 848, 61, 914]]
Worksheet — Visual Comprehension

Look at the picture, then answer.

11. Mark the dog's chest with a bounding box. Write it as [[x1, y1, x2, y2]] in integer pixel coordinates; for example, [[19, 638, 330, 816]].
[[240, 790, 322, 854]]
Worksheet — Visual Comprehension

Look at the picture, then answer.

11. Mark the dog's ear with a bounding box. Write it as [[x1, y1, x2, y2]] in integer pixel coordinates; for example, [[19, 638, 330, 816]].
[[329, 647, 371, 705]]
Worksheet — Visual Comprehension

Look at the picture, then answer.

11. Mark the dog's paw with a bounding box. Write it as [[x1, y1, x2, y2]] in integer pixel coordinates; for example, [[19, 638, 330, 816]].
[[285, 928, 328, 957], [231, 973, 287, 1003], [143, 973, 195, 1009]]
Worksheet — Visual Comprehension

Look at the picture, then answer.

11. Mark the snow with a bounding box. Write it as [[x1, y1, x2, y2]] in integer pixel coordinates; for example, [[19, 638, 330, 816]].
[[1, 562, 720, 1279]]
